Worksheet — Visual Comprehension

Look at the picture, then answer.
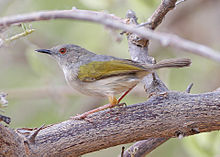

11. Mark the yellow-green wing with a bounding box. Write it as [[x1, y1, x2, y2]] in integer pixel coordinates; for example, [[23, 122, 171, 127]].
[[77, 60, 145, 82]]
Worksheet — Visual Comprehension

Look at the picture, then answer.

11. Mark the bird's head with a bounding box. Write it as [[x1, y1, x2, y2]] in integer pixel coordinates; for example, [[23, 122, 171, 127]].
[[35, 44, 94, 66]]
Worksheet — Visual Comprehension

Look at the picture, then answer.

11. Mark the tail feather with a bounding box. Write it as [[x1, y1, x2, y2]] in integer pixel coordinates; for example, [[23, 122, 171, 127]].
[[150, 58, 191, 69]]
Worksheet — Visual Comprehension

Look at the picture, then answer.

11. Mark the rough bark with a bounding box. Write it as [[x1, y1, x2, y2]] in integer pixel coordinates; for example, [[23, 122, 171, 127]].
[[8, 91, 219, 156], [0, 124, 26, 156]]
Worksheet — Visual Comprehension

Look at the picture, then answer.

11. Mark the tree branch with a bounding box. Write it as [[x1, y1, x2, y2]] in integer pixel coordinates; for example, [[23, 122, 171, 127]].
[[0, 8, 220, 62], [11, 91, 220, 156], [123, 0, 179, 154], [122, 138, 168, 157], [147, 0, 177, 30], [1, 1, 220, 156]]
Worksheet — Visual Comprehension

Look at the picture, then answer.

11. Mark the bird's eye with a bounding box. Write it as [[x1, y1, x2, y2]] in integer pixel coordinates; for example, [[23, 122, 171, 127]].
[[59, 48, 66, 54]]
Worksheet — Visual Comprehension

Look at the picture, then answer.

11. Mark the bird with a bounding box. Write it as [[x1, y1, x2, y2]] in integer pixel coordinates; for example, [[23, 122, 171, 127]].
[[35, 44, 191, 119]]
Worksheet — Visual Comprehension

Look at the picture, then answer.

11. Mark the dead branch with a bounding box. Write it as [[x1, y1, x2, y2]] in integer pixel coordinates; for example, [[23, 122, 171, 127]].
[[124, 5, 171, 154], [0, 8, 220, 62], [4, 90, 219, 156]]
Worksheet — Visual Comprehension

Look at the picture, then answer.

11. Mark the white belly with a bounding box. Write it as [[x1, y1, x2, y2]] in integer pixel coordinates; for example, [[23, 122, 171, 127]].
[[68, 75, 141, 97]]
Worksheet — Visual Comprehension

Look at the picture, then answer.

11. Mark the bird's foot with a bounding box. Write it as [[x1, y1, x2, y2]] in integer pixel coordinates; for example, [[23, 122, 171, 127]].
[[116, 102, 127, 107], [70, 103, 118, 121]]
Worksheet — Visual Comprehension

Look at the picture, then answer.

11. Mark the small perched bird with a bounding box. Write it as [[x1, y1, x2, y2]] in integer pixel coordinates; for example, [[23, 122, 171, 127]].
[[36, 44, 191, 119]]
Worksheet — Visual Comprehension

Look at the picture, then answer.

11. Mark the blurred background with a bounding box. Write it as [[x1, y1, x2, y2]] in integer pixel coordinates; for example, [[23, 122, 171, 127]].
[[0, 0, 220, 156]]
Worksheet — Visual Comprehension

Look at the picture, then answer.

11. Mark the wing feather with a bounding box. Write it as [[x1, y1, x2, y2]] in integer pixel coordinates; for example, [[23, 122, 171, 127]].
[[77, 60, 145, 82]]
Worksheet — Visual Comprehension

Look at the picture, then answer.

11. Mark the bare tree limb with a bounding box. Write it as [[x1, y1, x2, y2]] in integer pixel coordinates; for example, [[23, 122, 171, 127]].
[[0, 8, 220, 62], [123, 0, 179, 153], [1, 90, 220, 156], [4, 90, 219, 156]]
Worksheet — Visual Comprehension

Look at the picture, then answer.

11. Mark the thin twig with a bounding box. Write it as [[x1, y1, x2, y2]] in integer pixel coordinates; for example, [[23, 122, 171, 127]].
[[5, 28, 35, 43], [0, 9, 220, 62], [0, 24, 35, 47]]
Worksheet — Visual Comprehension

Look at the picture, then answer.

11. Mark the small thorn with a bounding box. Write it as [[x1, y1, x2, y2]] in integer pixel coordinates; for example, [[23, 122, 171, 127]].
[[178, 134, 184, 139], [175, 130, 185, 139], [28, 124, 45, 144], [120, 31, 127, 35], [121, 146, 125, 157], [186, 83, 194, 93], [191, 128, 200, 134]]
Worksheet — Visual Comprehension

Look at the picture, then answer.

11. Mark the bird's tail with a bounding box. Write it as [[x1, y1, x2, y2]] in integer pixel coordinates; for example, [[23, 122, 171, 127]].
[[150, 58, 191, 70]]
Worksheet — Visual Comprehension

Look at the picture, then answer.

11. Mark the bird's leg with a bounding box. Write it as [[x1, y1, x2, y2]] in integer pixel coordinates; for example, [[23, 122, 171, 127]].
[[71, 104, 114, 120], [71, 95, 118, 120], [71, 86, 135, 120], [117, 85, 135, 104]]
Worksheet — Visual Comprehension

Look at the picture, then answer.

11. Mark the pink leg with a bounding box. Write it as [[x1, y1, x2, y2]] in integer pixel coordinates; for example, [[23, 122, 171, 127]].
[[118, 85, 136, 103], [71, 86, 135, 120], [71, 103, 115, 120]]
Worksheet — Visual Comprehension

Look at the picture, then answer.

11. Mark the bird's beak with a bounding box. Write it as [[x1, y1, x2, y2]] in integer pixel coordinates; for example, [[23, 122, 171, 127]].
[[35, 49, 52, 55]]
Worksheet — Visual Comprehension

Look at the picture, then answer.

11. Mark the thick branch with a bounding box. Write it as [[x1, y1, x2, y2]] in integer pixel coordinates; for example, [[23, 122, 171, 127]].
[[0, 9, 220, 62], [124, 2, 176, 154], [124, 0, 180, 154], [0, 124, 26, 156], [14, 91, 220, 156]]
